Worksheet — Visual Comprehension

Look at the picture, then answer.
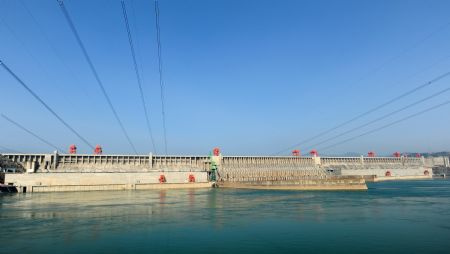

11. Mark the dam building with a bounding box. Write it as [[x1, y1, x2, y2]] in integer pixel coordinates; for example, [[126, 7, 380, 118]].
[[0, 148, 439, 193]]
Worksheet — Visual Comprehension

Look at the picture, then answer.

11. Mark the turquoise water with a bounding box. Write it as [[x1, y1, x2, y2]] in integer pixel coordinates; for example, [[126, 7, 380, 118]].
[[1, 179, 450, 253]]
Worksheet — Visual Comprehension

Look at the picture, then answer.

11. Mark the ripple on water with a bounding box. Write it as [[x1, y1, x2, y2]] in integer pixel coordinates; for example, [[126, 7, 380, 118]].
[[1, 180, 450, 254]]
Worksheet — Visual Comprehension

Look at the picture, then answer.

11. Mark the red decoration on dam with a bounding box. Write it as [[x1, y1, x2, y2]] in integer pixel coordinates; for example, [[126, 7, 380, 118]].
[[310, 149, 318, 157], [368, 151, 376, 157], [393, 152, 401, 158], [292, 150, 300, 156], [213, 147, 220, 156], [159, 175, 166, 183], [94, 145, 103, 155], [69, 144, 77, 154], [189, 174, 196, 183]]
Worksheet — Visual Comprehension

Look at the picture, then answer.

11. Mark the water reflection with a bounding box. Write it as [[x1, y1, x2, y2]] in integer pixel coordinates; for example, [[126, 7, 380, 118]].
[[1, 180, 450, 253]]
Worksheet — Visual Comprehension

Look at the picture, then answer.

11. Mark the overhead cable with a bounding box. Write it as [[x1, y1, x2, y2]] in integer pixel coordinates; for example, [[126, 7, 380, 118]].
[[304, 85, 450, 151], [121, 0, 157, 152], [319, 100, 450, 151], [0, 145, 22, 154], [154, 0, 168, 154], [0, 59, 94, 149], [2, 114, 64, 152], [274, 69, 450, 155], [57, 0, 138, 154]]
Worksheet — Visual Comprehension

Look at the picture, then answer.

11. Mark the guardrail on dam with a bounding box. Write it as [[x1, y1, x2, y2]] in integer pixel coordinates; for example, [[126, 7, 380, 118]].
[[1, 153, 211, 173], [1, 152, 435, 176]]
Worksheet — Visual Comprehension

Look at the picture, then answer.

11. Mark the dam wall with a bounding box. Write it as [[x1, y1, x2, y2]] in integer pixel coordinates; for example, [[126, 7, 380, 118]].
[[217, 157, 366, 189], [320, 156, 431, 179], [218, 176, 367, 190], [4, 172, 211, 193], [424, 156, 450, 168], [0, 153, 434, 192], [219, 155, 430, 181], [2, 153, 210, 173]]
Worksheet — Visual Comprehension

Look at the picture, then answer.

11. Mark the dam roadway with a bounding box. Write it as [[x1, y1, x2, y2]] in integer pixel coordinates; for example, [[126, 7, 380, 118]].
[[1, 151, 443, 192]]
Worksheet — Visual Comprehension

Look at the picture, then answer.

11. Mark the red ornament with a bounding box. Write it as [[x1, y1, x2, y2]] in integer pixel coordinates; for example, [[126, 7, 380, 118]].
[[94, 145, 103, 155], [310, 149, 318, 157], [213, 147, 220, 156], [69, 144, 77, 154]]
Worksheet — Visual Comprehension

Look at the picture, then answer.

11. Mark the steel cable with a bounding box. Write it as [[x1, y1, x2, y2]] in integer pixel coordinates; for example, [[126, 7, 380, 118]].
[[2, 114, 65, 152], [121, 0, 157, 153], [154, 0, 168, 154], [0, 60, 94, 150], [57, 0, 137, 154]]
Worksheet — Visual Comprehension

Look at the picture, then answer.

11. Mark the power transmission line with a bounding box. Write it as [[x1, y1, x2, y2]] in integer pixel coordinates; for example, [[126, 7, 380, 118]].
[[121, 0, 157, 153], [2, 114, 64, 152], [0, 59, 94, 149], [274, 69, 450, 155], [130, 0, 146, 85], [346, 20, 450, 90], [57, 0, 138, 154], [304, 85, 450, 151], [19, 0, 94, 104], [154, 0, 168, 154], [318, 100, 450, 152], [1, 2, 92, 111], [0, 145, 21, 154], [0, 16, 52, 85]]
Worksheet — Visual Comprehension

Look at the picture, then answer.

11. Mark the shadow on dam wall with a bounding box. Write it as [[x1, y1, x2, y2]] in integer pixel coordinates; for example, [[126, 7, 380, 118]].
[[433, 166, 450, 176]]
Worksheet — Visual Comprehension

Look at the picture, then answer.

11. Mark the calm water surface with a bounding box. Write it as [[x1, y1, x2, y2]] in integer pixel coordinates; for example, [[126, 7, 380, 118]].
[[1, 179, 450, 253]]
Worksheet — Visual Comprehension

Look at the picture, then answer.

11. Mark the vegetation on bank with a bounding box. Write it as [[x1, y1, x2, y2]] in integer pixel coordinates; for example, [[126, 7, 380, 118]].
[[0, 155, 24, 172]]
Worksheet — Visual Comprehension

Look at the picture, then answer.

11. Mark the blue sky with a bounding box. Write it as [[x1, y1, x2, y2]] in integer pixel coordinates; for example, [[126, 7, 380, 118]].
[[1, 0, 450, 155]]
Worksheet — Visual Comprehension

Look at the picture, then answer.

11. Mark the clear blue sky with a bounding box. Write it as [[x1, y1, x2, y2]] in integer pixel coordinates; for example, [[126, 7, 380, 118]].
[[1, 0, 450, 155]]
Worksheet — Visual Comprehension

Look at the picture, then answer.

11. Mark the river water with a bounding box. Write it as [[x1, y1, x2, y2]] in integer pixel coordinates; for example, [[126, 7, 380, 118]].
[[1, 179, 450, 253]]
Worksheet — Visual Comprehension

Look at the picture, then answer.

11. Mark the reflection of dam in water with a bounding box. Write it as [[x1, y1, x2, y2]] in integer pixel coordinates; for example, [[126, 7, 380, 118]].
[[1, 151, 445, 192], [0, 188, 376, 227], [2, 181, 450, 254]]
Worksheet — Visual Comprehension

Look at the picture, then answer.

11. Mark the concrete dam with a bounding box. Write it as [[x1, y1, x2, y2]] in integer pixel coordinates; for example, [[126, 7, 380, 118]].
[[1, 151, 440, 192]]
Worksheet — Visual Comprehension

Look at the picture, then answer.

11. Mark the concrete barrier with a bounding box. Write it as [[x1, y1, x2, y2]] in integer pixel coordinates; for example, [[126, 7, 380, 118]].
[[5, 172, 210, 193]]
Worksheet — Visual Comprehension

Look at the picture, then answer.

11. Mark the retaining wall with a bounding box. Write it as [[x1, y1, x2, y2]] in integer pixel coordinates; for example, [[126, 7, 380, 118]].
[[4, 172, 210, 193]]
